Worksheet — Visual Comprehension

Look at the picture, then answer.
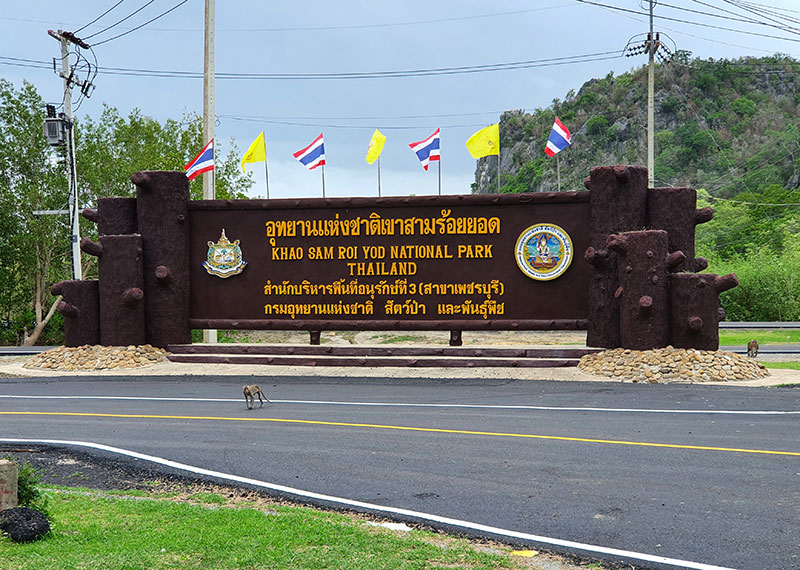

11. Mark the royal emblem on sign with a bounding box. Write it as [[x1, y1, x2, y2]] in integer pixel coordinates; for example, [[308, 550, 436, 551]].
[[203, 229, 247, 278], [514, 223, 573, 281]]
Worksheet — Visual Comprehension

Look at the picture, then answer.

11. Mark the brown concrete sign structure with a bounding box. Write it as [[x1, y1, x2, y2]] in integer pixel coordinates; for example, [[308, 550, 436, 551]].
[[189, 192, 590, 332], [52, 164, 737, 353]]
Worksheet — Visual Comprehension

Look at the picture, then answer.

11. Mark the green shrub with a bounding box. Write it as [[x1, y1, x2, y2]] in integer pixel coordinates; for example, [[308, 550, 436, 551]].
[[578, 92, 597, 107], [656, 130, 675, 148], [708, 249, 800, 321], [585, 116, 609, 136], [731, 96, 756, 117], [661, 95, 680, 114]]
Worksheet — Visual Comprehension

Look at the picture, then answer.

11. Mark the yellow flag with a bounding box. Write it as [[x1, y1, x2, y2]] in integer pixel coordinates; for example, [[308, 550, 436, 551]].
[[365, 129, 386, 165], [241, 132, 266, 172], [465, 123, 500, 159]]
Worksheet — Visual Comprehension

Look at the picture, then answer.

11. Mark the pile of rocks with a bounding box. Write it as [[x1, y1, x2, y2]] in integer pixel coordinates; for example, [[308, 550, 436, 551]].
[[578, 346, 770, 383], [24, 345, 169, 371]]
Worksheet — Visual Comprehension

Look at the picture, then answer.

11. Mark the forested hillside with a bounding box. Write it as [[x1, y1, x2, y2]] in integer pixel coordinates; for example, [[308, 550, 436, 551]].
[[473, 53, 800, 322], [474, 53, 800, 197]]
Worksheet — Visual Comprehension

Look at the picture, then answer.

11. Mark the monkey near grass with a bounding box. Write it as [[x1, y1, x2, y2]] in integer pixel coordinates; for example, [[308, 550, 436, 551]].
[[243, 384, 272, 409], [747, 339, 759, 358]]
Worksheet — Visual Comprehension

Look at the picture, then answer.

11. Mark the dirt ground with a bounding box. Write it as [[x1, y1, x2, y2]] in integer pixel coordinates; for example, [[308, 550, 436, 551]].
[[1, 328, 798, 385], [221, 329, 589, 346]]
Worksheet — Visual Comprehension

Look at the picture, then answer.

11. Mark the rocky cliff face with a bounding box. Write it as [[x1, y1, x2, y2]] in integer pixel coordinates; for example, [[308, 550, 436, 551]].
[[472, 55, 800, 195]]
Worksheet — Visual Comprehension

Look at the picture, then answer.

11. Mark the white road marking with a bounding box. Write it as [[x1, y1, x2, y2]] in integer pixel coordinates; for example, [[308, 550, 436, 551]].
[[0, 394, 797, 415], [1, 437, 737, 570]]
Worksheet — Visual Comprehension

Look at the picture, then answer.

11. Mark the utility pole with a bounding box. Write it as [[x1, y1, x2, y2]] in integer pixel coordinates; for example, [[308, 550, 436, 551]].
[[48, 30, 92, 281], [625, 2, 672, 189], [203, 0, 215, 201], [647, 0, 656, 188], [203, 0, 217, 344]]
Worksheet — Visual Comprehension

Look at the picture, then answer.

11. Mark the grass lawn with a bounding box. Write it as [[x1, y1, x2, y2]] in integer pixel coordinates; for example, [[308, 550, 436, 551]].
[[761, 361, 800, 370], [718, 329, 800, 345], [0, 488, 545, 570]]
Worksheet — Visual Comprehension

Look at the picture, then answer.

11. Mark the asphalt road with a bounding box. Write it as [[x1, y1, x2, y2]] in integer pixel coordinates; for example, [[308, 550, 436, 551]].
[[1, 374, 798, 570]]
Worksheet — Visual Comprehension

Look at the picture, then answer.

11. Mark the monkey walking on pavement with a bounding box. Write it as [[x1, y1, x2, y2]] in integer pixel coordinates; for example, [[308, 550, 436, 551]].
[[243, 385, 272, 409], [747, 339, 759, 358]]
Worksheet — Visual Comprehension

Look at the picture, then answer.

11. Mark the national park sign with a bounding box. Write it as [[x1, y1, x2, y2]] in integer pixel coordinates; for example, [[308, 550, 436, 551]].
[[54, 165, 736, 352], [188, 192, 591, 331]]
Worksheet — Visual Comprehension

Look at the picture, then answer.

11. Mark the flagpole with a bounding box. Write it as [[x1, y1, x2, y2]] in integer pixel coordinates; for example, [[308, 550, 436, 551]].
[[321, 164, 326, 198], [203, 0, 217, 346], [556, 153, 561, 192], [497, 137, 501, 193], [438, 159, 442, 196], [377, 157, 381, 197], [263, 133, 270, 199]]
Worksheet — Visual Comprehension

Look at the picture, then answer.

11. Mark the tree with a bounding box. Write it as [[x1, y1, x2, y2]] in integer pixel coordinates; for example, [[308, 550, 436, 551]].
[[0, 79, 70, 345], [76, 105, 251, 205], [0, 80, 254, 345]]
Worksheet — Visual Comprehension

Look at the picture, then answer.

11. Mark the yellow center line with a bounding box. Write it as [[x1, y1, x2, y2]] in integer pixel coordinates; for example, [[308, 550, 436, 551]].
[[2, 411, 798, 456]]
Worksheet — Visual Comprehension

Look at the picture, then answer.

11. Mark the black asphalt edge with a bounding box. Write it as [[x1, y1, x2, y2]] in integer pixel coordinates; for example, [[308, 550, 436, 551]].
[[0, 439, 734, 570]]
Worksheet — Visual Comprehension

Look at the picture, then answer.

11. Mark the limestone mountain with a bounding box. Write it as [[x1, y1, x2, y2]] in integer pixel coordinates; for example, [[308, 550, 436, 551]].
[[473, 53, 800, 198]]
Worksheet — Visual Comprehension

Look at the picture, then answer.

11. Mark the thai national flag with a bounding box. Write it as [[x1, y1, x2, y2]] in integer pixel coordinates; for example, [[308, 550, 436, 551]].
[[544, 117, 571, 157], [408, 128, 441, 171], [293, 133, 326, 170], [185, 139, 214, 180]]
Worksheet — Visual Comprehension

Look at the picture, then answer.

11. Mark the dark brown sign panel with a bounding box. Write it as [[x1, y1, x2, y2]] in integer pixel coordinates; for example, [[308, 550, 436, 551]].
[[188, 192, 590, 330]]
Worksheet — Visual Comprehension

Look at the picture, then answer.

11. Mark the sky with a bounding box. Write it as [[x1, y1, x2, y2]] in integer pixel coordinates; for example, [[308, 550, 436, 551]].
[[2, 1, 799, 202]]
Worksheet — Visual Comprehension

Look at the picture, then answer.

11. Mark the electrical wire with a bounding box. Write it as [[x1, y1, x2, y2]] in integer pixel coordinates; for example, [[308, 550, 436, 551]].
[[73, 0, 126, 34], [708, 195, 800, 206], [0, 56, 52, 70], [90, 0, 192, 47], [721, 0, 800, 29], [220, 109, 509, 122], [215, 4, 576, 33], [574, 0, 800, 43], [0, 50, 623, 79], [219, 115, 487, 130], [2, 3, 574, 34], [659, 0, 798, 32], [83, 0, 157, 40], [96, 51, 623, 79], [657, 62, 800, 254]]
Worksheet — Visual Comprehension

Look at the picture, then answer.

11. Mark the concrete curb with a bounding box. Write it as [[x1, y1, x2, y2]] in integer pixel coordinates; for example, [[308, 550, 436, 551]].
[[1, 352, 797, 386]]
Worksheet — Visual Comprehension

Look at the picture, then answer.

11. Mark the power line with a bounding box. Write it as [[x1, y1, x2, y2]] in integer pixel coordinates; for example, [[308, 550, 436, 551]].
[[591, 0, 797, 54], [0, 3, 574, 34], [100, 51, 624, 79], [213, 4, 576, 32], [0, 50, 623, 80], [220, 115, 487, 130], [90, 0, 192, 47], [708, 195, 800, 206], [83, 0, 157, 41], [74, 1, 126, 35], [661, 0, 799, 32], [721, 0, 800, 29], [0, 56, 52, 69], [677, 0, 800, 35], [221, 109, 507, 121], [574, 0, 800, 43]]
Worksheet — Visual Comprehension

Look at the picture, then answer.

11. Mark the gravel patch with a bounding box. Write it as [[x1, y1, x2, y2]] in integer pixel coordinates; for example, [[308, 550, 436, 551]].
[[23, 345, 169, 372], [579, 346, 770, 383]]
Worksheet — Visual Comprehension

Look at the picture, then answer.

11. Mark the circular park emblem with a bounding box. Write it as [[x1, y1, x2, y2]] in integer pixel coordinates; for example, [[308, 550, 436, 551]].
[[514, 223, 573, 281]]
